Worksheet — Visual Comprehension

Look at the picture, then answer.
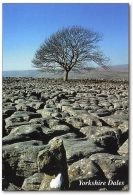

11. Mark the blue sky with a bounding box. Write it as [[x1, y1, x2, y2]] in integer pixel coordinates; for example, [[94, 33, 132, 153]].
[[3, 3, 129, 71]]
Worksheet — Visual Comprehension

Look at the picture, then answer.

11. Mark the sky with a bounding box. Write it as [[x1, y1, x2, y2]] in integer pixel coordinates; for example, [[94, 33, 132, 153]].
[[2, 3, 129, 71]]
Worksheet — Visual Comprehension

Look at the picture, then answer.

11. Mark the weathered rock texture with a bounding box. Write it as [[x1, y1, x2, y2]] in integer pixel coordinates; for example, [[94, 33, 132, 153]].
[[2, 78, 129, 191]]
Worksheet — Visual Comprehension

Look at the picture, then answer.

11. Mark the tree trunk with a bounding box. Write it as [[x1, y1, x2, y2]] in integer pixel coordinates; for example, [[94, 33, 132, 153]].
[[64, 70, 69, 81]]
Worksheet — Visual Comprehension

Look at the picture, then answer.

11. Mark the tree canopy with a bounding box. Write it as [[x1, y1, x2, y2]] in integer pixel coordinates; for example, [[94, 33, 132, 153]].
[[32, 26, 111, 81]]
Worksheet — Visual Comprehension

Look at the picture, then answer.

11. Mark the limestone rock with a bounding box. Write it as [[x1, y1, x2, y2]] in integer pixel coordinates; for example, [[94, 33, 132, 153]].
[[2, 78, 129, 191], [82, 114, 103, 126], [3, 124, 47, 145], [68, 158, 105, 190], [41, 125, 71, 140], [89, 153, 128, 182], [37, 139, 69, 190], [3, 106, 16, 117], [80, 126, 118, 153], [122, 184, 128, 190], [4, 183, 21, 191], [101, 114, 128, 127], [5, 111, 41, 133], [65, 117, 84, 129], [118, 139, 128, 156], [3, 141, 48, 182], [22, 173, 44, 190], [49, 136, 106, 164], [39, 174, 59, 190]]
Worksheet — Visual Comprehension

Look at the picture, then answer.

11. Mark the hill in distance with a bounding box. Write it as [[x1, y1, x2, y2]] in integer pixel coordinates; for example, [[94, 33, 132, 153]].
[[3, 64, 129, 80], [98, 64, 128, 72]]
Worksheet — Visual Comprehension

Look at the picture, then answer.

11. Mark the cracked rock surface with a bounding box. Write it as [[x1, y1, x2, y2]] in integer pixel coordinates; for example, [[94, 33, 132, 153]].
[[2, 78, 129, 191]]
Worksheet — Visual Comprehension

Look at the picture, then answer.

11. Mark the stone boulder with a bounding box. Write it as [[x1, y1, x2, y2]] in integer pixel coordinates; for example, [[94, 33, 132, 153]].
[[3, 124, 48, 145], [118, 121, 129, 145], [3, 183, 21, 191], [80, 126, 118, 153], [2, 140, 48, 187], [90, 108, 111, 117], [3, 106, 16, 118], [81, 114, 103, 126], [15, 103, 36, 112], [41, 107, 59, 117], [68, 158, 106, 190], [118, 139, 128, 156], [22, 173, 44, 191], [27, 101, 45, 110], [41, 125, 71, 141], [49, 135, 106, 164], [65, 117, 84, 129], [37, 139, 69, 190], [5, 111, 42, 134], [89, 153, 128, 182], [101, 114, 128, 127]]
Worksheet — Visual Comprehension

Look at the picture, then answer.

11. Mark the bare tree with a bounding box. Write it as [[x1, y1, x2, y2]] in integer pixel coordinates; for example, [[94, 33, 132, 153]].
[[32, 26, 111, 81]]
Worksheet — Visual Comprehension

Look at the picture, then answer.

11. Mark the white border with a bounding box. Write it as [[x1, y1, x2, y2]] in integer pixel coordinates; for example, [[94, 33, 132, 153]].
[[0, 1, 132, 195]]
